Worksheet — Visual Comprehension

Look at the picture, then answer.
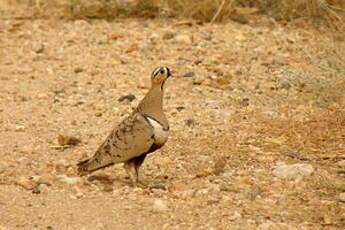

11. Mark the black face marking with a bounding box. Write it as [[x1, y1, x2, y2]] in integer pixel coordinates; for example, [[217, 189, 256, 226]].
[[152, 67, 169, 79], [166, 67, 171, 77]]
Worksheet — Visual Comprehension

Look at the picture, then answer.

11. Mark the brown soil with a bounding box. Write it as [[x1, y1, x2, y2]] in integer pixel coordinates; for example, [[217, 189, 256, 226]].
[[1, 1, 345, 230]]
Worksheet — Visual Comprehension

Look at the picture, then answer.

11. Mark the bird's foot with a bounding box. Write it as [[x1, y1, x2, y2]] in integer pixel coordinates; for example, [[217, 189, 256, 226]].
[[136, 179, 149, 188]]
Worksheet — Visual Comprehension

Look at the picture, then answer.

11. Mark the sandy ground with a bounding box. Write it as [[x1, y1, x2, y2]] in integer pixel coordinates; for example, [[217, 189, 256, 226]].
[[1, 1, 345, 230]]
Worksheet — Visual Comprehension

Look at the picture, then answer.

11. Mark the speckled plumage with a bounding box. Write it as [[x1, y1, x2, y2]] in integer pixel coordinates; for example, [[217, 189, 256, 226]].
[[77, 67, 173, 187]]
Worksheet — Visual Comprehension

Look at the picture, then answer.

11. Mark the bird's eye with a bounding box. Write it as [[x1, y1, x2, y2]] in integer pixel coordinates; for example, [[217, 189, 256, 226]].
[[160, 69, 165, 74]]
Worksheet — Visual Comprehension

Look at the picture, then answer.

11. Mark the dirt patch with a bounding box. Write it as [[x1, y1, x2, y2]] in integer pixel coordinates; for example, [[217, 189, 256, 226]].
[[1, 2, 345, 230]]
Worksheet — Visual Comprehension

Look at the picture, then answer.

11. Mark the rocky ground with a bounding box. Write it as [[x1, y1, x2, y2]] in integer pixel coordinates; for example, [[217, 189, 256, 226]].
[[1, 1, 345, 230]]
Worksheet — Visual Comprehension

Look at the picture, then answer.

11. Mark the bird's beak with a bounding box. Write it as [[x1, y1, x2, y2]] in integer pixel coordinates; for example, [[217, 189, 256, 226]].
[[168, 70, 175, 78]]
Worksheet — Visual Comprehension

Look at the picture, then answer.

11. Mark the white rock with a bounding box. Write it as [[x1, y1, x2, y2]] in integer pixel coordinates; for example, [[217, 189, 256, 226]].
[[152, 199, 168, 212], [15, 176, 36, 190], [15, 125, 25, 131], [228, 211, 242, 221], [58, 175, 83, 185], [258, 221, 297, 230], [175, 34, 192, 45], [179, 189, 196, 198], [273, 163, 314, 179], [148, 33, 159, 44]]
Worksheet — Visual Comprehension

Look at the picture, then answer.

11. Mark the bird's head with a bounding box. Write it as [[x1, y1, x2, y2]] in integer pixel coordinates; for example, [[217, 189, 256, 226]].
[[151, 66, 173, 87]]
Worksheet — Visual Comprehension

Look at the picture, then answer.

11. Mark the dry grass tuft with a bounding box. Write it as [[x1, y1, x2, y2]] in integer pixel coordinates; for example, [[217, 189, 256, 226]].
[[19, 0, 344, 28], [14, 0, 339, 35]]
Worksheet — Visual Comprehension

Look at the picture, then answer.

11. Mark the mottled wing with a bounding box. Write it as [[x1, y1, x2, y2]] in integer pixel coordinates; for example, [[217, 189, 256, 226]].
[[78, 112, 155, 174], [97, 113, 154, 163], [105, 112, 155, 162]]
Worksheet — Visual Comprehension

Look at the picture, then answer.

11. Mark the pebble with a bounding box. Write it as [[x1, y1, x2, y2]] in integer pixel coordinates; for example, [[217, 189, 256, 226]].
[[118, 94, 136, 102], [15, 176, 36, 190], [74, 20, 88, 26], [179, 189, 196, 198], [273, 163, 314, 179], [58, 175, 83, 185], [175, 34, 193, 45], [162, 31, 175, 40], [185, 119, 196, 127], [193, 75, 205, 85], [171, 183, 190, 192], [228, 211, 242, 221], [74, 67, 84, 73], [182, 72, 195, 78], [176, 106, 186, 112], [33, 43, 44, 54], [152, 199, 168, 212], [148, 33, 159, 44], [15, 125, 25, 131], [257, 221, 297, 230]]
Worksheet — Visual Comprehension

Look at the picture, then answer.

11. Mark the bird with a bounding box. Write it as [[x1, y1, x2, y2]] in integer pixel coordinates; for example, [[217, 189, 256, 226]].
[[77, 66, 173, 187]]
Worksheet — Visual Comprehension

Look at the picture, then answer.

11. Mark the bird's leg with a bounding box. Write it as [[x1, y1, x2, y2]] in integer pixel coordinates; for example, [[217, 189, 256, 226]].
[[133, 153, 148, 187], [124, 161, 138, 187]]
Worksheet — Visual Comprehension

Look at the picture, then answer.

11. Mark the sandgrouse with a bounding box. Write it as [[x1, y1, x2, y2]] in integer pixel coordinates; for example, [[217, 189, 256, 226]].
[[77, 67, 173, 187]]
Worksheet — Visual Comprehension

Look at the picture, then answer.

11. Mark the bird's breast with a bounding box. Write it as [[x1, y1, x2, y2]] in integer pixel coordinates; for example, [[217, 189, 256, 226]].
[[146, 117, 169, 146]]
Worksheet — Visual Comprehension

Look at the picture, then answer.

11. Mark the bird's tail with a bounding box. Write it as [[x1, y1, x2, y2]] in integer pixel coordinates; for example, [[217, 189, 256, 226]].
[[77, 152, 114, 176]]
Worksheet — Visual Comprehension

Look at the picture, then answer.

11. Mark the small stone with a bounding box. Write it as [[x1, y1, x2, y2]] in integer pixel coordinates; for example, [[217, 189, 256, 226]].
[[149, 184, 166, 190], [176, 106, 186, 112], [280, 82, 292, 90], [103, 184, 114, 192], [148, 33, 159, 44], [179, 189, 196, 198], [58, 175, 83, 185], [228, 211, 242, 221], [200, 32, 212, 41], [54, 159, 70, 173], [162, 31, 175, 40], [214, 157, 226, 175], [206, 102, 221, 109], [241, 98, 250, 107], [58, 134, 81, 146], [118, 94, 136, 102], [34, 44, 44, 54], [75, 190, 84, 199], [74, 67, 84, 73], [235, 34, 247, 42], [287, 152, 312, 161], [15, 176, 36, 190], [193, 75, 205, 85], [182, 72, 195, 78], [175, 34, 192, 45], [152, 199, 168, 212], [15, 125, 25, 131], [257, 222, 297, 230], [273, 163, 314, 179], [185, 119, 196, 127], [95, 112, 103, 117], [171, 183, 189, 191], [74, 20, 89, 26], [108, 32, 124, 40], [32, 186, 41, 194]]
